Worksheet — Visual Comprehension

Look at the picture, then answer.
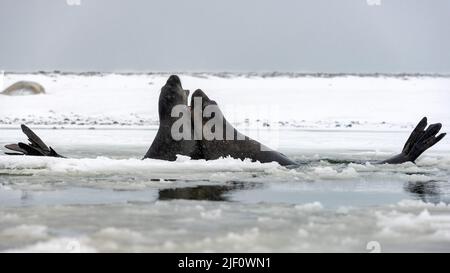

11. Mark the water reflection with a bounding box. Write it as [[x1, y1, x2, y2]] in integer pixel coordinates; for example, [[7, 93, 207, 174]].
[[157, 179, 450, 207], [158, 182, 260, 201], [404, 180, 446, 204]]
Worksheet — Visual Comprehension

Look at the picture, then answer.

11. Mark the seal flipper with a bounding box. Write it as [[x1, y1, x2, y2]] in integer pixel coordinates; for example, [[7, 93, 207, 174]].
[[401, 117, 427, 153], [380, 117, 446, 164], [18, 142, 45, 156], [4, 144, 27, 154], [21, 124, 50, 153], [4, 125, 65, 157]]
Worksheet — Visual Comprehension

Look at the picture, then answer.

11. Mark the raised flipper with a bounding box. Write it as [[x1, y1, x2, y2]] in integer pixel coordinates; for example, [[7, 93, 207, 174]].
[[380, 117, 446, 164], [3, 125, 65, 157]]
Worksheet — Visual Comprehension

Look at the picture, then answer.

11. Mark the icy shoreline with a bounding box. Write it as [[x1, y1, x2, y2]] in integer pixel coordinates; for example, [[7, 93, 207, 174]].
[[1, 73, 449, 131]]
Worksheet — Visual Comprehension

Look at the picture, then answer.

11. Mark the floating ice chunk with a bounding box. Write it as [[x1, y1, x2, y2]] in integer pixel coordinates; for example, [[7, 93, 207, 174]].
[[0, 212, 20, 222], [0, 155, 283, 176], [336, 206, 353, 214], [312, 167, 338, 177], [311, 166, 359, 179], [295, 201, 323, 211], [95, 227, 145, 243], [175, 154, 191, 162], [5, 237, 96, 253], [376, 208, 450, 242], [396, 199, 448, 209], [200, 209, 222, 219], [339, 167, 359, 178], [0, 225, 48, 239], [222, 227, 260, 243], [297, 228, 310, 237]]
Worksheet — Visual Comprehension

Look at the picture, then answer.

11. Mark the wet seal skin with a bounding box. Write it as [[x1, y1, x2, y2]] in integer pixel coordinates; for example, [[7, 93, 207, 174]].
[[190, 88, 296, 166], [143, 75, 202, 161]]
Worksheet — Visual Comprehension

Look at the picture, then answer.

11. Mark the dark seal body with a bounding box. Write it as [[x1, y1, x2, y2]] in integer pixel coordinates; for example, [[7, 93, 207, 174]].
[[191, 89, 296, 166], [144, 75, 201, 161]]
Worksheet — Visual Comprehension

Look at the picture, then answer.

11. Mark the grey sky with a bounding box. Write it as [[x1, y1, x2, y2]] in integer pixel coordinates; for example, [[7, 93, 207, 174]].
[[0, 0, 449, 72]]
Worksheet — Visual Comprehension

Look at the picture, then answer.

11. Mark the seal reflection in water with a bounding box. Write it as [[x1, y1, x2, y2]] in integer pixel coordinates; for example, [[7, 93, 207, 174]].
[[158, 182, 258, 202], [4, 75, 446, 166]]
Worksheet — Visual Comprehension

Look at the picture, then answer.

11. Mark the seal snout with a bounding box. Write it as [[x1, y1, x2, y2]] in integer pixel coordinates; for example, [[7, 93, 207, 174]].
[[191, 89, 210, 107], [191, 89, 210, 101], [166, 75, 181, 86]]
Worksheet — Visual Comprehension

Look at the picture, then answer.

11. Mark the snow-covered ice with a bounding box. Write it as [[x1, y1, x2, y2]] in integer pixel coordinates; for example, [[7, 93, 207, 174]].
[[1, 73, 449, 130], [0, 73, 449, 252]]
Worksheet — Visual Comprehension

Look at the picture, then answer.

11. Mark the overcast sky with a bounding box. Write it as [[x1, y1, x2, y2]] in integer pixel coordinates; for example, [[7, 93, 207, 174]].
[[0, 0, 449, 72]]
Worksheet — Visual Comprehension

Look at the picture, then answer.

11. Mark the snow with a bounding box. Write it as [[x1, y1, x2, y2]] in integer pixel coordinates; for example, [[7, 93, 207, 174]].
[[1, 73, 449, 131]]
